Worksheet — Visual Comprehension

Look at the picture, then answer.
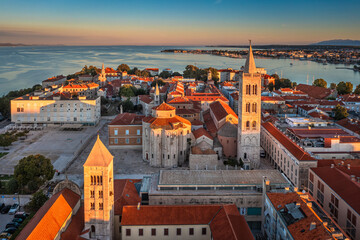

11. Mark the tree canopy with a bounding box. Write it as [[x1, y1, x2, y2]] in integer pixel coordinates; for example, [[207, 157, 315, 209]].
[[159, 71, 171, 79], [354, 84, 360, 95], [27, 191, 49, 213], [79, 65, 99, 76], [119, 86, 135, 98], [117, 64, 131, 72], [127, 67, 150, 77], [336, 81, 353, 95], [120, 99, 134, 112], [313, 78, 327, 88], [151, 79, 165, 87], [332, 104, 349, 120], [14, 154, 55, 193], [330, 83, 337, 90]]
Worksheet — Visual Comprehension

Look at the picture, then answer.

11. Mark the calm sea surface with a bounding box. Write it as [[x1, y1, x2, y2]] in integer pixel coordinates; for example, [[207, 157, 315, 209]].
[[0, 45, 359, 95]]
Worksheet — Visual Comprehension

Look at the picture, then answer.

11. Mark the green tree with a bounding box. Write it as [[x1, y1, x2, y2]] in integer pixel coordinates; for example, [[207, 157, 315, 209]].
[[151, 79, 165, 87], [14, 154, 55, 193], [330, 83, 337, 90], [271, 74, 280, 81], [313, 78, 327, 88], [121, 99, 134, 112], [27, 191, 49, 213], [337, 81, 353, 95], [332, 104, 349, 120], [354, 84, 360, 95], [183, 65, 199, 78], [117, 64, 130, 72], [268, 82, 274, 91], [159, 71, 171, 79], [80, 65, 99, 76], [119, 86, 135, 98], [6, 178, 19, 194], [172, 72, 182, 76], [0, 134, 13, 149], [207, 67, 219, 81], [134, 88, 146, 96]]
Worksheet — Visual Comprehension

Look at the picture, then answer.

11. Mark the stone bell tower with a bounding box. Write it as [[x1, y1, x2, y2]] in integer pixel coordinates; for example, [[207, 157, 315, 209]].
[[84, 135, 114, 239], [237, 41, 261, 169]]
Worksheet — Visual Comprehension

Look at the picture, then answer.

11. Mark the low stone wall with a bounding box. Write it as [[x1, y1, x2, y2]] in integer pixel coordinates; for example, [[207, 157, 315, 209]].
[[189, 153, 218, 170]]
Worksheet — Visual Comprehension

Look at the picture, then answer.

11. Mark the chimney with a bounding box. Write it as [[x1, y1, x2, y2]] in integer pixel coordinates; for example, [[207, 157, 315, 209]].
[[331, 164, 334, 168], [310, 222, 316, 231], [347, 164, 350, 170]]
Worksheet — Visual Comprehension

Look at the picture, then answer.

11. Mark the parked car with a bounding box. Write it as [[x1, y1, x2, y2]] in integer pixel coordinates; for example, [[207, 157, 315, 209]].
[[12, 218, 24, 224], [0, 205, 11, 214], [3, 228, 16, 234], [0, 232, 12, 240], [0, 203, 5, 211], [5, 222, 20, 229], [8, 204, 19, 215], [14, 212, 29, 220]]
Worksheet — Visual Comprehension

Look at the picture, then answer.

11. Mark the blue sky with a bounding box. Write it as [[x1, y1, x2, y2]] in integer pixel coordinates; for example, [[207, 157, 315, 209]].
[[0, 0, 359, 45]]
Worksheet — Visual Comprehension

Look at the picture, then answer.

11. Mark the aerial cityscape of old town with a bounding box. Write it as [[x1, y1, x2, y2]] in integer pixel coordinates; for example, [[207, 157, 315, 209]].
[[0, 0, 360, 240]]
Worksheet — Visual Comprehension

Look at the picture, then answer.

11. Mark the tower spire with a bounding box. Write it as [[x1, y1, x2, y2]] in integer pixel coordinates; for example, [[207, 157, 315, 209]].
[[244, 40, 256, 74]]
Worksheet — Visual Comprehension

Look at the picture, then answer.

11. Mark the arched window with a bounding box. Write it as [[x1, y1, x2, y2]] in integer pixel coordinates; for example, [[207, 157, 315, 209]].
[[93, 176, 96, 185], [252, 121, 257, 130], [246, 121, 250, 130], [255, 85, 258, 95], [97, 176, 100, 185], [91, 225, 95, 238], [91, 176, 93, 185], [244, 153, 247, 159], [252, 84, 258, 95], [252, 103, 257, 113], [246, 103, 250, 113], [100, 176, 103, 185]]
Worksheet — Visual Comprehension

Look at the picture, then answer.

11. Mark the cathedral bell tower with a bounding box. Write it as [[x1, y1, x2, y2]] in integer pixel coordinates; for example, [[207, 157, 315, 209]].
[[154, 82, 160, 105], [237, 41, 261, 169], [84, 135, 114, 240]]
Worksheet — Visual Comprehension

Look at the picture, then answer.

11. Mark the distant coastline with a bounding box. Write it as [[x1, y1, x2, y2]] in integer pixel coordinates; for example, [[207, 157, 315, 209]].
[[0, 43, 65, 47]]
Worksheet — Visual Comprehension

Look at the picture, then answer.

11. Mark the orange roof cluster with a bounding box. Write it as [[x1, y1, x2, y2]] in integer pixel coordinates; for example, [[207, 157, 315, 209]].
[[266, 192, 338, 240], [153, 102, 176, 111], [121, 204, 254, 240], [43, 75, 66, 82], [63, 83, 99, 89], [210, 100, 238, 121], [262, 122, 314, 161], [336, 118, 360, 135], [109, 113, 145, 126], [167, 96, 192, 104], [105, 67, 117, 74], [296, 84, 334, 99], [143, 115, 191, 130], [192, 127, 213, 140], [83, 136, 113, 167], [17, 188, 80, 240]]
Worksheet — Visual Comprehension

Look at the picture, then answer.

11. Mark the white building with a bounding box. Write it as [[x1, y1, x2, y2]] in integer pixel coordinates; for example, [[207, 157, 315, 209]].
[[11, 91, 101, 126]]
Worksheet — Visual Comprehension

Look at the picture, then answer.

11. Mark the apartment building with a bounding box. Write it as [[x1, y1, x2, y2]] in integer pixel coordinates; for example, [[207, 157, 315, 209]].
[[264, 192, 349, 240], [11, 92, 100, 126], [309, 165, 360, 240], [108, 113, 145, 149], [261, 122, 317, 189]]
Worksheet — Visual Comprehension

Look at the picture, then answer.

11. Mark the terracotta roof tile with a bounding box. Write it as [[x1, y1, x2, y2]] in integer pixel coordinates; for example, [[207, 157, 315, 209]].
[[192, 128, 213, 140], [114, 179, 142, 215], [262, 122, 314, 161], [296, 84, 334, 99], [109, 113, 145, 126], [210, 100, 238, 122], [153, 102, 176, 111]]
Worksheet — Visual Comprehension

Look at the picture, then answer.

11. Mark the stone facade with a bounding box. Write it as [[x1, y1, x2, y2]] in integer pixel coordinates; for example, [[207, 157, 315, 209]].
[[142, 103, 191, 167], [83, 136, 114, 240], [237, 43, 261, 169]]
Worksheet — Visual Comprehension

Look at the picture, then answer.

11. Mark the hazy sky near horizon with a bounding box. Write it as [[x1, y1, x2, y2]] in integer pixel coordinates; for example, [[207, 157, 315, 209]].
[[1, 0, 359, 45]]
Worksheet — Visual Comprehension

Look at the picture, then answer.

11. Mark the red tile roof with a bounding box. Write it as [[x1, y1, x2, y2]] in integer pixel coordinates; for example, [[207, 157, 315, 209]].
[[266, 192, 335, 240], [191, 119, 204, 125], [138, 94, 153, 104], [287, 128, 349, 139], [311, 166, 360, 214], [336, 118, 360, 135], [203, 110, 218, 134], [296, 84, 334, 99], [60, 206, 84, 240], [114, 179, 142, 215], [262, 122, 314, 161], [109, 113, 145, 126], [192, 128, 213, 140], [121, 204, 253, 240], [210, 100, 238, 122], [261, 96, 285, 102], [143, 115, 191, 129], [17, 188, 80, 240], [153, 102, 176, 111]]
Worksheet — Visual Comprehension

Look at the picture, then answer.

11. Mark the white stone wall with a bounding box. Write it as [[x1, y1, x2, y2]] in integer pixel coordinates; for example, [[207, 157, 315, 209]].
[[122, 225, 210, 240]]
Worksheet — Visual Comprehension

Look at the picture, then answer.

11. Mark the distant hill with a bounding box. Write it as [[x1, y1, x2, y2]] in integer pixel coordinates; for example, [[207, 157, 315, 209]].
[[313, 39, 360, 46]]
